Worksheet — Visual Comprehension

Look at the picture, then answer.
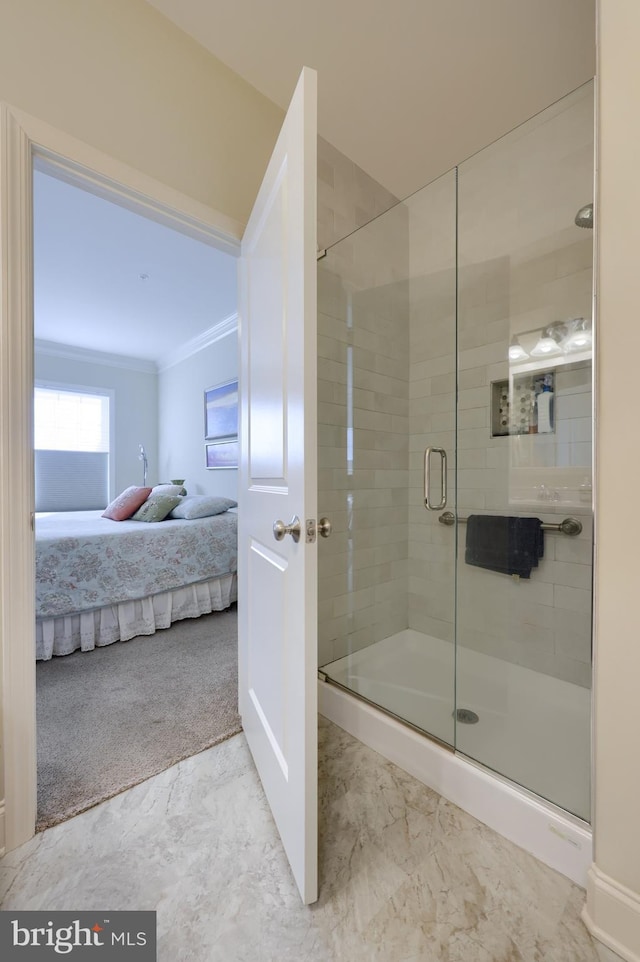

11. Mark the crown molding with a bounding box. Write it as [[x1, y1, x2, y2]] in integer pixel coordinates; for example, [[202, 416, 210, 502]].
[[34, 339, 157, 374], [35, 313, 239, 376], [157, 313, 238, 371]]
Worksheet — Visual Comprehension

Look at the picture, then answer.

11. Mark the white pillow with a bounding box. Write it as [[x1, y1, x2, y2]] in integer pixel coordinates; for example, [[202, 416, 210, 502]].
[[153, 483, 186, 497], [169, 495, 237, 520]]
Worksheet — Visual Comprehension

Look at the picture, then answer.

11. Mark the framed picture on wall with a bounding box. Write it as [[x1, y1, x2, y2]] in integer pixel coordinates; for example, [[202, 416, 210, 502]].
[[205, 438, 239, 470], [204, 379, 238, 440]]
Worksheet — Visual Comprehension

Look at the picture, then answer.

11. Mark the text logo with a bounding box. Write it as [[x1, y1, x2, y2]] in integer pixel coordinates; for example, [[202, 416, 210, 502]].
[[0, 911, 156, 959]]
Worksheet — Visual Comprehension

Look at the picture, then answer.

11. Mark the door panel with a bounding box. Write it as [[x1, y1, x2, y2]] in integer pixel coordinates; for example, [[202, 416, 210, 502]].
[[238, 67, 318, 904], [246, 164, 287, 479]]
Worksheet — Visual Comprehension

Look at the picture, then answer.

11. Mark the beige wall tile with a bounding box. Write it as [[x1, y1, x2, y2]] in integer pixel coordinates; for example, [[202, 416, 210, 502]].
[[318, 87, 593, 693]]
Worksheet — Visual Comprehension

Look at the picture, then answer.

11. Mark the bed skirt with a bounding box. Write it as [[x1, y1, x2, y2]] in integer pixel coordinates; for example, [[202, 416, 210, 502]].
[[36, 573, 237, 661]]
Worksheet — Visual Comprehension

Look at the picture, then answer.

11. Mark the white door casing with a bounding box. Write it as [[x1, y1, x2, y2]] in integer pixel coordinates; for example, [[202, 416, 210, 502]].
[[238, 67, 318, 904], [0, 104, 37, 854]]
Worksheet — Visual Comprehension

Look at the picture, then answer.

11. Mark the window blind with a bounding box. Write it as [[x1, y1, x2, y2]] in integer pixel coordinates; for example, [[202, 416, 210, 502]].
[[34, 385, 111, 511], [35, 450, 110, 512]]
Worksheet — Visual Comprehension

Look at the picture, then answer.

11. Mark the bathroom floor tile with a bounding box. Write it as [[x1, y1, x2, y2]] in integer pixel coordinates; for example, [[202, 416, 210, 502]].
[[0, 717, 620, 962]]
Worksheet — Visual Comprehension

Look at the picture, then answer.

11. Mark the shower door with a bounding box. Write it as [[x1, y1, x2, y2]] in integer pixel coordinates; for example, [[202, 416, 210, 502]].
[[319, 81, 593, 822], [318, 169, 459, 747]]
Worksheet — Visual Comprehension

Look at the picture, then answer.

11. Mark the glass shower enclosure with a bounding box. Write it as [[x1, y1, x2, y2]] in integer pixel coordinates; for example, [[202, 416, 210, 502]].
[[318, 82, 594, 822]]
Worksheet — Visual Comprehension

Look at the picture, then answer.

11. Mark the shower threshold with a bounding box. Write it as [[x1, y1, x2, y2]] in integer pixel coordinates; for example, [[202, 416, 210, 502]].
[[318, 668, 455, 754], [321, 629, 591, 823], [319, 641, 592, 887]]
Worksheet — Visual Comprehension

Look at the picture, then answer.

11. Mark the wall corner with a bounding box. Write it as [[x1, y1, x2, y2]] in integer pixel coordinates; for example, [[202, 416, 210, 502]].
[[582, 863, 640, 962]]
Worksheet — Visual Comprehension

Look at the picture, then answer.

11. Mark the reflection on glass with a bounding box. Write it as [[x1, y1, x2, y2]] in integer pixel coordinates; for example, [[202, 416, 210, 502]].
[[318, 169, 457, 746]]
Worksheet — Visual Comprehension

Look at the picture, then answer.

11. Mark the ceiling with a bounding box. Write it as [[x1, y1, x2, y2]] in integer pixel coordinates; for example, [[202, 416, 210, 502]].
[[34, 2, 596, 364], [147, 0, 595, 200], [33, 170, 238, 366]]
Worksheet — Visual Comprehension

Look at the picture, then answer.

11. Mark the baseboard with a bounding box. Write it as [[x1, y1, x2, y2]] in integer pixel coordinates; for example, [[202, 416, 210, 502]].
[[319, 679, 592, 888], [582, 864, 640, 962]]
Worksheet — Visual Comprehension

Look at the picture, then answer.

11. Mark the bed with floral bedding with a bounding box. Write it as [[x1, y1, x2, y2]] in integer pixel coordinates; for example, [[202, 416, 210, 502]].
[[35, 508, 237, 660]]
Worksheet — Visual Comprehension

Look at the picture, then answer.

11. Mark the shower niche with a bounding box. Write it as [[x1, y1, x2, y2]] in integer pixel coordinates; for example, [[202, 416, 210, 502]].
[[490, 371, 555, 437]]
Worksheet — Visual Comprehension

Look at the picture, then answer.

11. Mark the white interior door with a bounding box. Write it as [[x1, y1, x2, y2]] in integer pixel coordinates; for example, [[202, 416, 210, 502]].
[[238, 67, 318, 905]]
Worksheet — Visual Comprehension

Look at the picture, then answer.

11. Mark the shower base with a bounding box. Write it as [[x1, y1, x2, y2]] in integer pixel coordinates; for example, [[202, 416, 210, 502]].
[[319, 629, 592, 886]]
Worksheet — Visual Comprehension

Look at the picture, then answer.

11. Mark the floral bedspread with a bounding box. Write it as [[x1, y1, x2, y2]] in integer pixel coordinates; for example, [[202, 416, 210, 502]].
[[35, 510, 237, 618]]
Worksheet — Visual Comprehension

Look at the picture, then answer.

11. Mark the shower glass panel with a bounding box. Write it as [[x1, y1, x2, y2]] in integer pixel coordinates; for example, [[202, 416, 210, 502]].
[[318, 80, 593, 821], [318, 170, 458, 746], [455, 82, 593, 821]]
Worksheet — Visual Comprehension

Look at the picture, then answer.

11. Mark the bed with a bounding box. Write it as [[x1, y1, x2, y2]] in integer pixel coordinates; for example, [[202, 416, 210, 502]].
[[35, 509, 237, 660]]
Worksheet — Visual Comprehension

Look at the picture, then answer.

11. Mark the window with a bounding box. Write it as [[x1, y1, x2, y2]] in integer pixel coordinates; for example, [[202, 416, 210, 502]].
[[34, 384, 112, 512]]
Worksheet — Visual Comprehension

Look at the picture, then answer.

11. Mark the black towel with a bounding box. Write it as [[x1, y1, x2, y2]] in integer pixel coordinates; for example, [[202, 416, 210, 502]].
[[465, 515, 544, 579]]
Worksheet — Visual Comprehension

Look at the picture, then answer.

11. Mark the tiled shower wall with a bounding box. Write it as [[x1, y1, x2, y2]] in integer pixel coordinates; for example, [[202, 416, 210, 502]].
[[453, 83, 594, 688], [408, 242, 593, 687], [317, 136, 398, 251], [317, 208, 410, 668], [318, 82, 594, 687], [317, 137, 406, 667], [407, 172, 457, 643], [317, 137, 409, 668]]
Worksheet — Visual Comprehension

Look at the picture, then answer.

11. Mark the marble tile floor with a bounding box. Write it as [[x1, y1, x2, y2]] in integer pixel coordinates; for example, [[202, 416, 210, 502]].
[[0, 718, 622, 962]]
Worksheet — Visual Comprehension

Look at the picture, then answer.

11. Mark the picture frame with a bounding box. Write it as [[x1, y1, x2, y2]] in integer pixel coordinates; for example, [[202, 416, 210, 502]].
[[205, 438, 239, 470], [204, 379, 238, 440]]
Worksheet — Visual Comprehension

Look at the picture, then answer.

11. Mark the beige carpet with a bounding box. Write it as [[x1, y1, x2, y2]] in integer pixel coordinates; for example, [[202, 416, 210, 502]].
[[36, 605, 241, 830]]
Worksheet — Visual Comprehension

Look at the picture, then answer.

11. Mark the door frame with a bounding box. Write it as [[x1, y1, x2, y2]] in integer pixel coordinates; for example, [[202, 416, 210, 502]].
[[0, 102, 242, 855]]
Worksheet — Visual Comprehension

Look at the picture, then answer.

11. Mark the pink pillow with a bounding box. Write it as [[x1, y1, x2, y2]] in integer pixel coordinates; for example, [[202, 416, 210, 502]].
[[102, 486, 152, 521]]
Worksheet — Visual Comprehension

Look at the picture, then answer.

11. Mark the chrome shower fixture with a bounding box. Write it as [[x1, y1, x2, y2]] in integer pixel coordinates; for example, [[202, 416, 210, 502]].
[[574, 203, 593, 229]]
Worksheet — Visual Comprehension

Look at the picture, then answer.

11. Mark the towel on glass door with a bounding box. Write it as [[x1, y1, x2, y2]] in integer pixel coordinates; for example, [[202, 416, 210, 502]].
[[464, 515, 544, 579]]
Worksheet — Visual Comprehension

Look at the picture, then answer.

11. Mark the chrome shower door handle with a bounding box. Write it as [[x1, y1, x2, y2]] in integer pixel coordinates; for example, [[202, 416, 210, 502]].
[[424, 447, 447, 510]]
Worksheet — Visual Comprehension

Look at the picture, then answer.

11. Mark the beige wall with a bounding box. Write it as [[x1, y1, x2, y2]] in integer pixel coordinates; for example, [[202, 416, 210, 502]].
[[584, 2, 640, 958], [0, 0, 283, 226]]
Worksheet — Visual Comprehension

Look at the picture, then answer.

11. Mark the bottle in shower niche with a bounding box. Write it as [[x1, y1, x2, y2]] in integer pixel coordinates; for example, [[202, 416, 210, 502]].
[[536, 374, 554, 433]]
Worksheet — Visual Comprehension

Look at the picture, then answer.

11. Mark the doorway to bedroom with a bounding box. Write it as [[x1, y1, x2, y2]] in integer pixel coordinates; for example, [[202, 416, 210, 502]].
[[33, 166, 241, 829]]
